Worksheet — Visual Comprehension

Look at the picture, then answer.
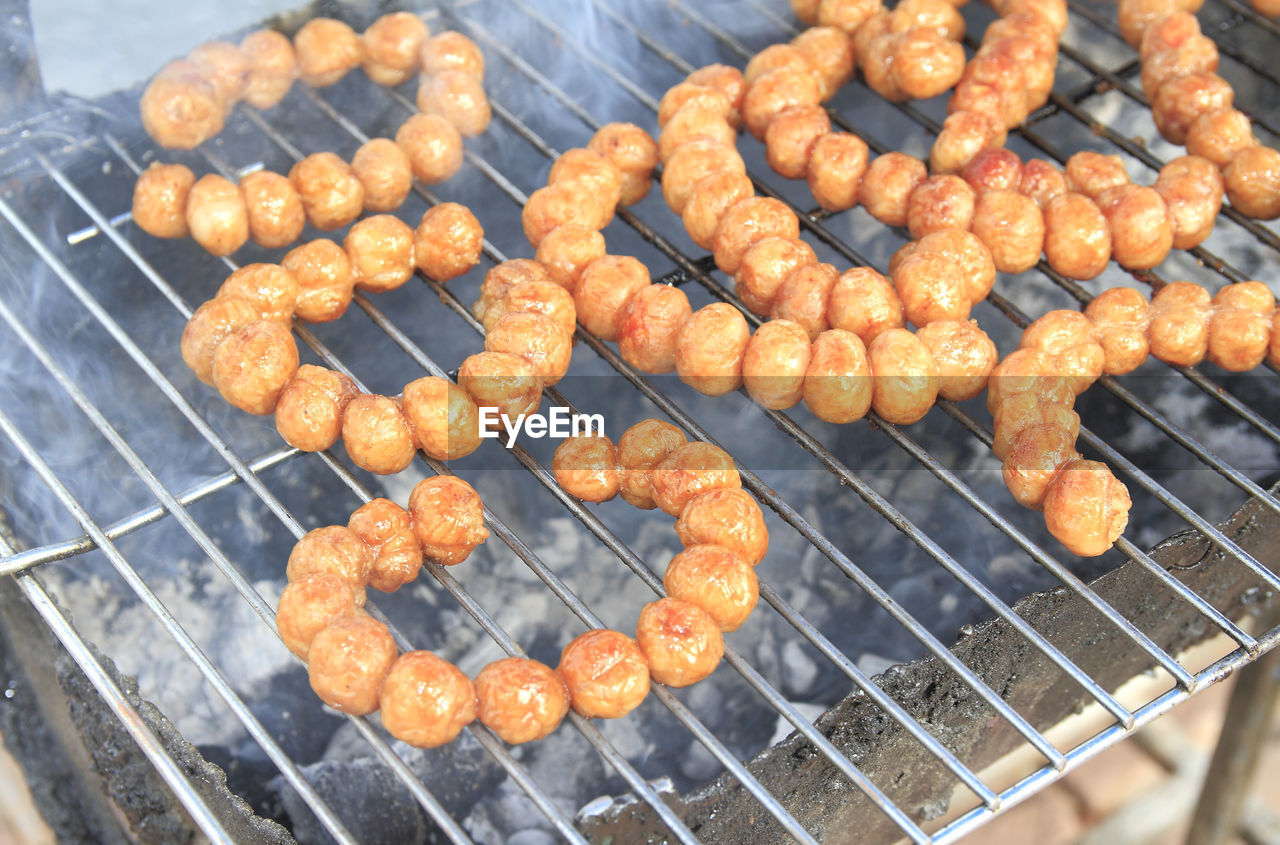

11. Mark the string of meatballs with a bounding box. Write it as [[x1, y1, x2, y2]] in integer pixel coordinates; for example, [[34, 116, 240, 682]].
[[134, 24, 490, 257]]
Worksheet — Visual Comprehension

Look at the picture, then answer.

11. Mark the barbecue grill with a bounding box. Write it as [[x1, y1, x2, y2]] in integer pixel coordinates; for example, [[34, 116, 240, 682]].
[[0, 0, 1277, 842]]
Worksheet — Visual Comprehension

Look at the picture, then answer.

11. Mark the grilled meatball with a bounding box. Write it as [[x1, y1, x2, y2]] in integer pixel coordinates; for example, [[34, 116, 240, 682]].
[[662, 137, 746, 216], [274, 364, 360, 452], [415, 202, 483, 281], [1139, 34, 1219, 100], [1151, 72, 1233, 145], [535, 224, 607, 292], [401, 376, 483, 461], [1186, 109, 1256, 169], [1002, 424, 1081, 510], [294, 18, 360, 87], [1043, 460, 1131, 556], [1084, 287, 1150, 375], [1147, 281, 1211, 366], [905, 174, 976, 239], [1018, 309, 1106, 394], [1224, 146, 1280, 220], [588, 122, 660, 205], [802, 328, 873, 423], [348, 498, 422, 593], [617, 284, 693, 375], [1019, 158, 1069, 208], [970, 189, 1045, 274], [913, 230, 997, 305], [674, 488, 769, 567], [891, 0, 966, 37], [359, 12, 428, 87], [651, 442, 741, 517], [682, 170, 756, 250], [553, 434, 620, 503], [395, 113, 464, 184], [765, 104, 831, 180], [745, 44, 814, 87], [985, 349, 1074, 414], [1154, 156, 1223, 250], [915, 318, 997, 401], [617, 419, 687, 510], [419, 31, 485, 81], [660, 106, 735, 164], [557, 629, 650, 719], [458, 350, 543, 425], [893, 252, 970, 327], [862, 34, 907, 102], [742, 319, 812, 409], [675, 303, 752, 396], [1064, 151, 1130, 200], [187, 41, 248, 115], [818, 0, 886, 34], [712, 197, 800, 275], [344, 214, 415, 293], [341, 394, 417, 475], [772, 262, 839, 340], [808, 132, 870, 211], [282, 239, 355, 323], [212, 319, 299, 415], [952, 53, 1028, 128], [858, 152, 927, 227], [240, 29, 297, 110], [549, 148, 623, 224], [828, 267, 904, 346], [984, 12, 1058, 51], [408, 475, 489, 565], [868, 328, 939, 424], [350, 138, 413, 213], [1095, 184, 1174, 270], [636, 598, 724, 687], [961, 148, 1023, 195], [1117, 0, 1179, 47], [379, 651, 476, 747], [238, 170, 305, 249], [1207, 282, 1274, 372], [416, 69, 491, 137], [181, 296, 258, 385], [736, 237, 817, 315], [276, 574, 359, 660], [308, 614, 397, 715], [1138, 10, 1201, 58], [522, 182, 604, 247], [289, 153, 364, 231], [140, 60, 224, 149], [929, 110, 1004, 176], [475, 658, 570, 744], [890, 27, 966, 100], [286, 525, 373, 598], [791, 26, 856, 100], [685, 64, 747, 127], [742, 67, 823, 140], [133, 162, 195, 239], [575, 255, 651, 341], [486, 312, 573, 384], [1042, 192, 1112, 281], [991, 392, 1081, 460], [482, 279, 577, 338], [663, 545, 759, 632], [216, 262, 299, 324], [473, 261, 550, 325], [658, 82, 733, 128], [186, 174, 249, 256]]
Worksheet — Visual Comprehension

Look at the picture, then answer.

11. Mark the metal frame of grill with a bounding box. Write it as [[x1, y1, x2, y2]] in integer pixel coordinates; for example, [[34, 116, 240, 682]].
[[0, 0, 1276, 842]]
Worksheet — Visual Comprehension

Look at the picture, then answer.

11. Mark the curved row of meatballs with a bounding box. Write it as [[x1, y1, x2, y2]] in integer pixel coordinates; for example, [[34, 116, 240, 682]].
[[141, 13, 487, 150], [134, 30, 489, 256], [1119, 4, 1280, 220]]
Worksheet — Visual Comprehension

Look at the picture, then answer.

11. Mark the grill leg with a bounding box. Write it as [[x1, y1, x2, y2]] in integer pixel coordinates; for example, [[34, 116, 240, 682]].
[[1186, 648, 1280, 845]]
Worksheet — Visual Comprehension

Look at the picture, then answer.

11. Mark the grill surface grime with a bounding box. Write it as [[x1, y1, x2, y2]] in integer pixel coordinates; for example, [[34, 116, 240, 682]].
[[0, 0, 1277, 842]]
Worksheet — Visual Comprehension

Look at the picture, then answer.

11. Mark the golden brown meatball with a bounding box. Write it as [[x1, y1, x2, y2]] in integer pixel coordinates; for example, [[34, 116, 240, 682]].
[[828, 267, 905, 345], [915, 318, 998, 401], [991, 391, 1081, 460], [401, 376, 483, 461], [660, 106, 736, 164], [651, 442, 741, 517], [1207, 282, 1273, 372], [308, 614, 397, 715], [617, 419, 687, 510], [745, 44, 815, 87], [188, 41, 248, 115], [985, 349, 1075, 413], [181, 296, 258, 385], [686, 65, 747, 128], [574, 255, 650, 341], [1043, 460, 1132, 556], [635, 598, 724, 687], [892, 0, 966, 36], [276, 574, 360, 660], [485, 312, 573, 385], [286, 525, 374, 598], [1096, 184, 1174, 270], [282, 238, 355, 323], [890, 28, 966, 100], [350, 138, 414, 213], [905, 174, 976, 239], [808, 132, 870, 211], [395, 113, 464, 184], [952, 53, 1028, 128], [892, 252, 970, 328], [1085, 287, 1150, 375], [1148, 281, 1211, 366], [549, 148, 623, 224], [419, 31, 485, 81], [1139, 34, 1219, 100], [212, 319, 299, 415], [1138, 10, 1200, 57], [802, 328, 873, 423], [682, 170, 756, 250], [983, 12, 1057, 52], [675, 303, 752, 396], [535, 224, 607, 292], [742, 319, 813, 409], [588, 122, 660, 206], [1185, 109, 1256, 169], [819, 0, 886, 33], [186, 174, 249, 256], [294, 18, 360, 87], [140, 60, 224, 149], [1003, 0, 1068, 33], [791, 26, 855, 100], [1001, 424, 1080, 510], [970, 188, 1045, 274], [408, 475, 489, 565], [742, 67, 824, 141], [712, 197, 800, 275], [1018, 309, 1106, 394], [458, 351, 542, 424], [522, 182, 604, 247], [861, 33, 907, 102], [1152, 72, 1233, 145], [1042, 192, 1112, 281], [674, 488, 769, 567], [379, 651, 476, 747], [664, 545, 758, 632], [416, 69, 491, 137], [359, 12, 428, 87], [662, 137, 746, 216], [867, 328, 939, 424], [289, 153, 364, 232], [274, 364, 360, 452], [341, 394, 417, 475], [216, 262, 299, 324], [475, 658, 570, 744], [473, 261, 551, 326], [914, 230, 997, 305], [617, 284, 693, 375], [133, 162, 195, 239], [1154, 155, 1223, 250], [240, 29, 297, 110], [239, 170, 306, 249], [553, 434, 620, 503], [344, 214, 415, 293], [1117, 0, 1179, 46], [858, 152, 927, 227], [348, 498, 422, 593], [982, 36, 1055, 110], [960, 148, 1023, 195], [764, 104, 830, 180], [415, 202, 483, 282], [1019, 158, 1068, 208], [772, 262, 838, 339], [736, 237, 817, 315], [929, 110, 1004, 176], [1224, 146, 1280, 220], [658, 82, 733, 128], [557, 629, 650, 719], [482, 279, 577, 338], [1064, 151, 1130, 200]]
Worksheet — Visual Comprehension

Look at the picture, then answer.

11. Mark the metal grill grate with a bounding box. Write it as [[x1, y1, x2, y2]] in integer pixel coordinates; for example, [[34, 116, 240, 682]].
[[0, 0, 1277, 842]]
